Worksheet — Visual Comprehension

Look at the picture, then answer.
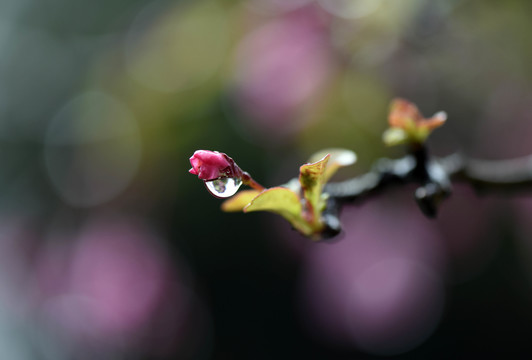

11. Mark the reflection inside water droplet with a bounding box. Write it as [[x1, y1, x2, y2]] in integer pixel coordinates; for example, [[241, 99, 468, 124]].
[[204, 178, 242, 198]]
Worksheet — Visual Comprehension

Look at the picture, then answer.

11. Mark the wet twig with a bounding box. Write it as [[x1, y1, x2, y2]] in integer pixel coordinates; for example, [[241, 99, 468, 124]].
[[323, 149, 532, 236]]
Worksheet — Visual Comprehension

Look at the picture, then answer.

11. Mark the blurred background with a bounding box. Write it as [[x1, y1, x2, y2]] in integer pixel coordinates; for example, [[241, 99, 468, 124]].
[[1, 0, 532, 358]]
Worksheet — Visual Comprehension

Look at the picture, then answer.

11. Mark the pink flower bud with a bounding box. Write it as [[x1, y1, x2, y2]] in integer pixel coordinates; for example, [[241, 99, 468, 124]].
[[189, 150, 243, 181]]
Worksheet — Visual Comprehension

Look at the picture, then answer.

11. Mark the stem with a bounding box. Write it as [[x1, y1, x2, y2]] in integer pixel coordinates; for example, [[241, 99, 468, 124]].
[[241, 172, 266, 191], [444, 153, 532, 192], [324, 156, 416, 201], [324, 146, 452, 218], [326, 152, 532, 202]]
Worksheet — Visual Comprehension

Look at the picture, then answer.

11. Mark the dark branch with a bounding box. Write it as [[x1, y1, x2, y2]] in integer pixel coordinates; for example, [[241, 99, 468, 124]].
[[324, 156, 415, 201], [317, 149, 532, 240], [325, 150, 450, 217], [449, 154, 532, 191], [324, 150, 532, 224]]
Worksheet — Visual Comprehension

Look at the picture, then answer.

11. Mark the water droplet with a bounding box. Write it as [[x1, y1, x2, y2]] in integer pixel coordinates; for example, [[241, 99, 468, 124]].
[[204, 178, 242, 198]]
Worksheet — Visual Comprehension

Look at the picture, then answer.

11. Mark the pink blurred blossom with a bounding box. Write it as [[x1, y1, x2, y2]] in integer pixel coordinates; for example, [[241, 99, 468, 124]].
[[300, 193, 446, 355], [233, 6, 334, 137], [36, 216, 189, 349], [0, 217, 40, 314], [70, 221, 167, 335]]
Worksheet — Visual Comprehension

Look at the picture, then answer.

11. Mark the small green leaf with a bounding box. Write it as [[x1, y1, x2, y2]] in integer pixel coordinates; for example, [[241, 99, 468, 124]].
[[299, 155, 330, 224], [221, 190, 261, 212], [308, 148, 357, 183], [244, 187, 301, 217], [411, 126, 431, 143], [244, 187, 313, 236], [382, 127, 409, 146]]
